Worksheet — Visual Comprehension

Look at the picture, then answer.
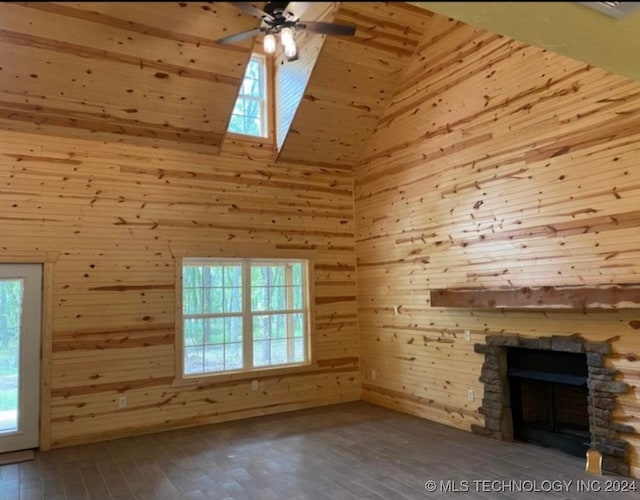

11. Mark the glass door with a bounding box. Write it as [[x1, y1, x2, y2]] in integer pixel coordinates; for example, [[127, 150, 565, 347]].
[[0, 264, 41, 453]]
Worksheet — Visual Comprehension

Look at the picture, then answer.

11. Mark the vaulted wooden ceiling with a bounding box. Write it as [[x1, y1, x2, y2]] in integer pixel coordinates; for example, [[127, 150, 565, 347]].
[[277, 2, 432, 167], [0, 2, 433, 161], [0, 2, 260, 154]]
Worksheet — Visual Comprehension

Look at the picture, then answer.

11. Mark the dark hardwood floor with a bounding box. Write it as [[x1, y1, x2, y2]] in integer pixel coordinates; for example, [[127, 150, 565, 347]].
[[0, 401, 638, 499]]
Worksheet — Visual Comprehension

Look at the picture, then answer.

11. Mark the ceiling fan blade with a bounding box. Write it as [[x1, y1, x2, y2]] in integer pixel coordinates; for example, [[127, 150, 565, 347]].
[[229, 2, 273, 21], [298, 21, 357, 36], [284, 2, 313, 20], [218, 28, 263, 45]]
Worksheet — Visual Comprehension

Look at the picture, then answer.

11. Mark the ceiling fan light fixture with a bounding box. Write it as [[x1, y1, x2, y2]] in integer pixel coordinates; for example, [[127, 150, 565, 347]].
[[263, 33, 276, 54], [219, 2, 356, 64], [280, 26, 295, 47], [283, 39, 297, 59]]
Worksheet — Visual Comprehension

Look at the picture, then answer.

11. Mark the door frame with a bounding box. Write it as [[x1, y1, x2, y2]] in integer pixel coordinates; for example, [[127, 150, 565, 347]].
[[0, 253, 56, 450]]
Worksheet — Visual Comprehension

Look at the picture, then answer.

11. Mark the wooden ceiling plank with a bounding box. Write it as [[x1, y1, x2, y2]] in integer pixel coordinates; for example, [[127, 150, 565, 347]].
[[0, 28, 240, 86], [277, 2, 433, 166], [0, 2, 261, 153], [2, 2, 251, 83], [0, 43, 235, 133], [17, 2, 251, 53]]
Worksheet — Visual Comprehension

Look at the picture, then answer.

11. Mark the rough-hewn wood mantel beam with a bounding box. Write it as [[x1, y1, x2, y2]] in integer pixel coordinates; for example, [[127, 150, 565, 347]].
[[430, 286, 640, 309]]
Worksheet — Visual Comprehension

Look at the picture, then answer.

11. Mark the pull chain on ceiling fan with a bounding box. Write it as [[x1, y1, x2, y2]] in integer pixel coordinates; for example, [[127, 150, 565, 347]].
[[218, 2, 357, 61]]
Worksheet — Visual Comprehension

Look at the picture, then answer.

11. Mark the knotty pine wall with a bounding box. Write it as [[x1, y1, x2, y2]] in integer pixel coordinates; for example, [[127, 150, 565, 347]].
[[0, 130, 358, 448], [354, 16, 640, 476]]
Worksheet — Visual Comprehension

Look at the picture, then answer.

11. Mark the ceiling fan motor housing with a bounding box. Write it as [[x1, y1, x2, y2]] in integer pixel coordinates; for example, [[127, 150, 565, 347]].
[[263, 1, 297, 32]]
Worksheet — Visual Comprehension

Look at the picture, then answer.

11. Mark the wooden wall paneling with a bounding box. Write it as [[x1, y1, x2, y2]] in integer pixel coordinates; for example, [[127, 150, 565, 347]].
[[0, 127, 359, 448], [354, 12, 640, 477]]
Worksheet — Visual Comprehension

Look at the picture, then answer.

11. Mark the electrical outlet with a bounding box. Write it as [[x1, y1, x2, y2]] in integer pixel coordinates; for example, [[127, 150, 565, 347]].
[[467, 389, 475, 402], [464, 330, 471, 341], [251, 380, 258, 391], [118, 396, 127, 408], [371, 370, 377, 381]]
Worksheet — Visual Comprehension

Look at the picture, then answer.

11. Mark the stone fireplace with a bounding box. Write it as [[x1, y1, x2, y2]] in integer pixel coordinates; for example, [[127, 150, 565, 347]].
[[471, 334, 633, 476]]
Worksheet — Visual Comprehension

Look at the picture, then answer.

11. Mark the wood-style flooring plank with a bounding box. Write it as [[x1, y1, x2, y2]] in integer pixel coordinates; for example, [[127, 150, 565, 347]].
[[1, 401, 638, 499]]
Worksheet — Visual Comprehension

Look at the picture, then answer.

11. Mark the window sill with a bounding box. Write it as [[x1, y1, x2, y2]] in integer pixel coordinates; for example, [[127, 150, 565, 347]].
[[172, 361, 314, 387], [225, 131, 274, 146]]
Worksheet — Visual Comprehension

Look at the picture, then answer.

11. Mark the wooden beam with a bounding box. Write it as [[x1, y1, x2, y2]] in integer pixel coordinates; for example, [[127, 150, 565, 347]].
[[429, 286, 640, 309]]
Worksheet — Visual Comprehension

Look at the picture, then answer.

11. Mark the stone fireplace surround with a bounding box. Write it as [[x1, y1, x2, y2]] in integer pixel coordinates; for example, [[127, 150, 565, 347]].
[[472, 334, 633, 476]]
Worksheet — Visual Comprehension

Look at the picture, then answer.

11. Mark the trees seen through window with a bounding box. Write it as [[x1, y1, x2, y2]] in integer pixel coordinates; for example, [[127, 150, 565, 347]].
[[181, 258, 309, 377]]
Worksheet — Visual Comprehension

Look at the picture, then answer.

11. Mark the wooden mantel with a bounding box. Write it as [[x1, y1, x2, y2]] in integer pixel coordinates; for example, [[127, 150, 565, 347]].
[[429, 285, 640, 310]]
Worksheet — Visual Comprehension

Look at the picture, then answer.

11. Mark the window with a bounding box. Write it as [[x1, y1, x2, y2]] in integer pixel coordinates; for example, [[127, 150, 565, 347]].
[[228, 55, 268, 138], [180, 258, 310, 377]]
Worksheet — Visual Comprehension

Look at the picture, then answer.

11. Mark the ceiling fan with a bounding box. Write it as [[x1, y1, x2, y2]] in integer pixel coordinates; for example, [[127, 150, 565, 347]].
[[218, 2, 357, 61]]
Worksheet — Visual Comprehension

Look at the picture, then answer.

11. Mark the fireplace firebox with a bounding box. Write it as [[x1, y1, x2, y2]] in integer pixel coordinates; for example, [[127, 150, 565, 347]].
[[507, 347, 590, 458]]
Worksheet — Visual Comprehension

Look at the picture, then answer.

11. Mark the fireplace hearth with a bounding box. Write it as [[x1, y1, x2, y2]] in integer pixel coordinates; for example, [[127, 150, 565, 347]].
[[472, 334, 633, 476]]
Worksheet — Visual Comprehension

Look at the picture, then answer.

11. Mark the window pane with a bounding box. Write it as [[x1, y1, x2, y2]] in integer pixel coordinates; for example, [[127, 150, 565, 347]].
[[293, 286, 303, 309], [183, 287, 202, 315], [224, 286, 242, 313], [269, 265, 285, 285], [253, 314, 271, 341], [203, 287, 223, 314], [242, 78, 261, 98], [184, 266, 201, 288], [250, 265, 262, 284], [253, 340, 269, 367], [229, 114, 245, 135], [232, 98, 245, 116], [246, 60, 260, 80], [246, 117, 260, 136], [245, 99, 261, 119], [0, 280, 21, 432], [204, 345, 224, 372], [251, 286, 268, 312], [225, 343, 243, 370], [184, 318, 204, 346], [203, 265, 222, 286], [225, 316, 242, 343], [184, 346, 204, 375], [294, 338, 305, 362], [224, 265, 242, 287], [269, 287, 285, 311], [292, 263, 302, 286], [204, 317, 224, 344], [270, 340, 287, 365], [293, 313, 304, 337], [270, 314, 286, 339]]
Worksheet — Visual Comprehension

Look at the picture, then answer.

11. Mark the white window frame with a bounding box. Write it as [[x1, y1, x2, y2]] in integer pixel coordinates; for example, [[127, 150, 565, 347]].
[[227, 54, 269, 139], [177, 257, 311, 380]]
